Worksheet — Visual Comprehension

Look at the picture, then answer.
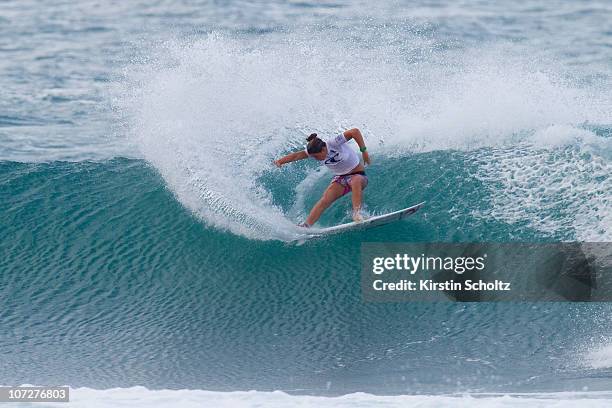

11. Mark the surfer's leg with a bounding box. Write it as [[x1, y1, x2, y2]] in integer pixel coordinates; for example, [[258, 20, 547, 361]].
[[349, 175, 367, 221], [305, 182, 345, 226]]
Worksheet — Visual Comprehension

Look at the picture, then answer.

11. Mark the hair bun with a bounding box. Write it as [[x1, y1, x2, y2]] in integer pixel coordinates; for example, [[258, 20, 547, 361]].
[[306, 133, 318, 142]]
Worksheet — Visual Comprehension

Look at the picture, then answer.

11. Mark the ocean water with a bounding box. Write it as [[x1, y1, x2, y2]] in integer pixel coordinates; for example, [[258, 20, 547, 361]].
[[1, 0, 611, 407]]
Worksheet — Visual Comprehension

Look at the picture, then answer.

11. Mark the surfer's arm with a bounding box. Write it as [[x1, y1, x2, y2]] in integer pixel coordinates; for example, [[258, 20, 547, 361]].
[[343, 128, 366, 149], [274, 150, 308, 167], [343, 128, 371, 165]]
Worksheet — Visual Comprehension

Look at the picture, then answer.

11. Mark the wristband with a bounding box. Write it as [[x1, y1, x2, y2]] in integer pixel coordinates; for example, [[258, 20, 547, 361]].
[[360, 146, 367, 152]]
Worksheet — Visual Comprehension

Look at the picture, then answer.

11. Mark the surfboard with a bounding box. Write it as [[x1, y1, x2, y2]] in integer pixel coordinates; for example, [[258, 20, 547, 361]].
[[303, 201, 425, 239]]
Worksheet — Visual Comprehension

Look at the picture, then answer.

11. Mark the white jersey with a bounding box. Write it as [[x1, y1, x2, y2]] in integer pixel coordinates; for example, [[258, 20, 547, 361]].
[[306, 133, 360, 175]]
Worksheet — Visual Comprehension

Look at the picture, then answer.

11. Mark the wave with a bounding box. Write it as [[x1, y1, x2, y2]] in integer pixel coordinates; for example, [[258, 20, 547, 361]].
[[114, 30, 610, 241], [20, 387, 612, 408], [2, 160, 612, 394]]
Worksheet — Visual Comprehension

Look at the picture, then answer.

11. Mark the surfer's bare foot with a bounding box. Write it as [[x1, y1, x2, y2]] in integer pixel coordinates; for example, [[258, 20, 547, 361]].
[[298, 221, 311, 228], [352, 212, 364, 223]]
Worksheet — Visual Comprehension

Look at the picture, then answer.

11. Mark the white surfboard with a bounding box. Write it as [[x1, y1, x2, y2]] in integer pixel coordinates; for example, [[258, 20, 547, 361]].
[[303, 201, 425, 239]]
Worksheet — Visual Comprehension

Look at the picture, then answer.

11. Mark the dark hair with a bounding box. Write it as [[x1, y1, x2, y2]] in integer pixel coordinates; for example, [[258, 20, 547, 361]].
[[306, 133, 326, 154]]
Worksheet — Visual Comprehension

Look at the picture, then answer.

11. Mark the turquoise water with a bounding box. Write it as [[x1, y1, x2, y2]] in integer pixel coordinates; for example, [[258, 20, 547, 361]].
[[1, 0, 611, 405]]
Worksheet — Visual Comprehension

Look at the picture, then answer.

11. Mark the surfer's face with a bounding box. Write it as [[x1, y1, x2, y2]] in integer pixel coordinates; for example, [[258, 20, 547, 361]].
[[311, 146, 327, 161]]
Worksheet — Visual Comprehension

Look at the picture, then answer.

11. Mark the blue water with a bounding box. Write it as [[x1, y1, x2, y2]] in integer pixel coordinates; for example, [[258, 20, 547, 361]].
[[1, 1, 611, 406]]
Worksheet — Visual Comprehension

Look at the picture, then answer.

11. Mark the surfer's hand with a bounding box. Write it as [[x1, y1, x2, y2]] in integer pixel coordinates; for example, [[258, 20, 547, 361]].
[[273, 160, 282, 168], [362, 151, 371, 165]]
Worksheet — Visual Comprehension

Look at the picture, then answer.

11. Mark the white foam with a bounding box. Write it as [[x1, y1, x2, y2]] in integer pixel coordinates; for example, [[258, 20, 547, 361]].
[[531, 125, 597, 148], [473, 125, 611, 241], [585, 344, 612, 370], [116, 32, 610, 240], [23, 386, 612, 408]]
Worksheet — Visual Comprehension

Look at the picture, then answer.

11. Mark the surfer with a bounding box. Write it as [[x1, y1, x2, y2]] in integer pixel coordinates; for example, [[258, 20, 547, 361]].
[[274, 128, 371, 227]]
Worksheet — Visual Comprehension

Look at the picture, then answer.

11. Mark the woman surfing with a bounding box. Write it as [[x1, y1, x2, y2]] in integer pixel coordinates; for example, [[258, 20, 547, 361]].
[[274, 128, 371, 227]]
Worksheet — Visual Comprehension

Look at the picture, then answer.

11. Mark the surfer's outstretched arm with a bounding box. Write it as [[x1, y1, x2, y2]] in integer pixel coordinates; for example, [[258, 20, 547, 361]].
[[274, 150, 308, 167]]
